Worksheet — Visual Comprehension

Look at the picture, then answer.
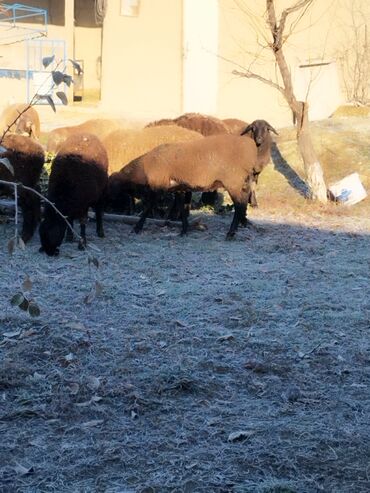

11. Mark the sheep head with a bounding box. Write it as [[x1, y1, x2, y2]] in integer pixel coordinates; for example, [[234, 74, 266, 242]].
[[241, 120, 278, 146], [39, 214, 66, 256]]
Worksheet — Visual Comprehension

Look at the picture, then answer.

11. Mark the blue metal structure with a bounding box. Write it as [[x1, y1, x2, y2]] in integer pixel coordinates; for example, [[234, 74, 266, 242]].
[[0, 3, 48, 45]]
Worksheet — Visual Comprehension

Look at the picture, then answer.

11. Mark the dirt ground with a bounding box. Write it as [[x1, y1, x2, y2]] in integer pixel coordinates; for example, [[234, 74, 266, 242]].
[[0, 112, 370, 493]]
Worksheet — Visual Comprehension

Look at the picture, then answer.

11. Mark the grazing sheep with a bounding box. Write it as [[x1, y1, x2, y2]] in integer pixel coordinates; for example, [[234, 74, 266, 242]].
[[111, 134, 258, 238], [39, 133, 108, 256], [146, 113, 229, 136], [0, 103, 41, 140], [145, 118, 175, 128], [0, 134, 45, 241], [103, 125, 203, 174], [46, 118, 122, 154], [223, 118, 248, 135], [173, 113, 229, 136], [241, 120, 278, 208]]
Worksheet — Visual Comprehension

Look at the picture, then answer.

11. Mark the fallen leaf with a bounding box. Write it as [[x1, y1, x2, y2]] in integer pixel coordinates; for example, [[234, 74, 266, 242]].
[[69, 383, 80, 395], [86, 376, 100, 390], [13, 463, 34, 476], [22, 275, 32, 292], [3, 329, 22, 338], [217, 333, 234, 342], [228, 430, 255, 442]]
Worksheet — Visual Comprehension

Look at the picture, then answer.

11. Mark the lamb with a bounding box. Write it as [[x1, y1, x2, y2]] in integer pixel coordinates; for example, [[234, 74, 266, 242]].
[[0, 103, 41, 140], [110, 134, 258, 238], [39, 133, 108, 256], [46, 118, 123, 154], [241, 119, 278, 208], [0, 134, 45, 242]]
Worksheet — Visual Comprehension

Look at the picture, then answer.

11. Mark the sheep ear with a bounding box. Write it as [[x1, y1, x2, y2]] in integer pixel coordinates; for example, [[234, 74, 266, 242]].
[[267, 123, 278, 135], [241, 124, 254, 136]]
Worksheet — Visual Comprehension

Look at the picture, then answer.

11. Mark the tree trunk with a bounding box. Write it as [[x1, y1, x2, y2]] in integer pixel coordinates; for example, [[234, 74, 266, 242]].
[[295, 102, 328, 202], [266, 0, 328, 203]]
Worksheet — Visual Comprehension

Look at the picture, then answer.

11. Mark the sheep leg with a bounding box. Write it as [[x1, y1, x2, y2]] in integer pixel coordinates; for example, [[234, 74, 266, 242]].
[[19, 191, 40, 243], [78, 220, 87, 250], [184, 191, 192, 218], [65, 218, 74, 242], [177, 192, 190, 236], [95, 199, 105, 238], [167, 193, 181, 221], [226, 202, 246, 239], [133, 189, 156, 233], [248, 173, 259, 208]]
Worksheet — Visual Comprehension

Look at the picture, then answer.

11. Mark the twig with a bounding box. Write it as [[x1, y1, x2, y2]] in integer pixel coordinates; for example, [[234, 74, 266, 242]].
[[0, 179, 81, 243]]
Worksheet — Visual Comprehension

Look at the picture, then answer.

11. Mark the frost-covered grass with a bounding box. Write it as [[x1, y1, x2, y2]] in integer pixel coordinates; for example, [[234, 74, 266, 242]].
[[1, 207, 370, 493]]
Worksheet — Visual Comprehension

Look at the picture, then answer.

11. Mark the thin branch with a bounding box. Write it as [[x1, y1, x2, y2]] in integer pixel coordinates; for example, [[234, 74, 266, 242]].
[[232, 69, 286, 95], [0, 179, 81, 243]]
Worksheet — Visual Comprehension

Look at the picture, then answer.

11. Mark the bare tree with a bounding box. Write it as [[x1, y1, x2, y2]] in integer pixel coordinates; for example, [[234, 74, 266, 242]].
[[337, 0, 370, 105], [232, 0, 328, 203]]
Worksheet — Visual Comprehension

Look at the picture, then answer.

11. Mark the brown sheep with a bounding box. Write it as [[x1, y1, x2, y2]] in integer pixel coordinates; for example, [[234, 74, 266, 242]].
[[111, 134, 258, 238], [147, 112, 229, 137], [0, 134, 45, 241], [102, 125, 203, 175], [46, 118, 122, 154], [39, 133, 108, 256], [0, 103, 41, 140], [223, 118, 249, 135]]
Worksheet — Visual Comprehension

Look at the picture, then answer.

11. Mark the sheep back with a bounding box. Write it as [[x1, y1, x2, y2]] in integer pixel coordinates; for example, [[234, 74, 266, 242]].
[[103, 125, 203, 174], [0, 103, 41, 139], [48, 133, 108, 219], [46, 118, 122, 154], [223, 118, 248, 135], [121, 134, 257, 201], [174, 113, 229, 136], [0, 134, 45, 241]]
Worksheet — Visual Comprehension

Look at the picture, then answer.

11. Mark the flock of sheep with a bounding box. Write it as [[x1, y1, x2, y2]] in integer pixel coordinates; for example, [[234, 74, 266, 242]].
[[0, 103, 278, 256]]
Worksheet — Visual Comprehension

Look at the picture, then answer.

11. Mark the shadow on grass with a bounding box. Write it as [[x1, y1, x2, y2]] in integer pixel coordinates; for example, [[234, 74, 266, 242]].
[[271, 142, 309, 198]]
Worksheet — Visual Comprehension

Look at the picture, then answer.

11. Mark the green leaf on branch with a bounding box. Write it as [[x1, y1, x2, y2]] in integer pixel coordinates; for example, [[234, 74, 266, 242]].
[[69, 59, 83, 75], [56, 92, 68, 106], [42, 55, 55, 68], [10, 292, 25, 307], [52, 71, 64, 85], [28, 302, 41, 318]]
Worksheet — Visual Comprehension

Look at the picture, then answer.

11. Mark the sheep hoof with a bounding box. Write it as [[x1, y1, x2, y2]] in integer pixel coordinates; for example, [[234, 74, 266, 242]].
[[133, 226, 142, 234], [78, 240, 86, 251], [244, 219, 257, 229], [97, 231, 105, 238], [226, 233, 236, 241]]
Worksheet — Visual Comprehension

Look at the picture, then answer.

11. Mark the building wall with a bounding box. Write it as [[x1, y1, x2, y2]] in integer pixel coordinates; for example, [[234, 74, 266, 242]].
[[217, 0, 355, 126], [0, 2, 101, 107], [100, 0, 183, 122], [99, 0, 356, 127], [74, 27, 102, 94]]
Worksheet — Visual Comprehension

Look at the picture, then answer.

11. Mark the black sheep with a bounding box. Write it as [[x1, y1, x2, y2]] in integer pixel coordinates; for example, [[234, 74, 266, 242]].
[[39, 133, 108, 256], [0, 134, 45, 242]]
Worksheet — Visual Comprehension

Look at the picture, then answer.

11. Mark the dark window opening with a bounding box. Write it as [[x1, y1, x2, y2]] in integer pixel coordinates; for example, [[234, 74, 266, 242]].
[[8, 1, 65, 26]]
